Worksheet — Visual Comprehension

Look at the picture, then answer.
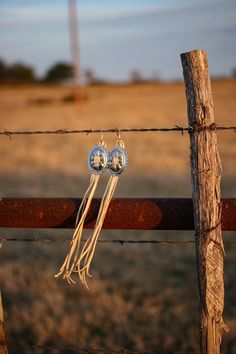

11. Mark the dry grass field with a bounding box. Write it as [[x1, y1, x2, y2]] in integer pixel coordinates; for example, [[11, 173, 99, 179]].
[[0, 80, 235, 353]]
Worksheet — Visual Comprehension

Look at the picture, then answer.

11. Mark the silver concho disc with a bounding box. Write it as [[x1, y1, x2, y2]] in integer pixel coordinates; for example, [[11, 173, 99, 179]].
[[108, 146, 128, 176], [88, 145, 108, 175]]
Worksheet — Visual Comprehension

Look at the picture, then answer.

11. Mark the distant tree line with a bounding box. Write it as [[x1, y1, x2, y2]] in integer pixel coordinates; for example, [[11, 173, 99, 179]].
[[0, 58, 73, 84], [0, 57, 162, 85], [1, 57, 236, 85], [0, 58, 36, 84], [43, 62, 73, 83]]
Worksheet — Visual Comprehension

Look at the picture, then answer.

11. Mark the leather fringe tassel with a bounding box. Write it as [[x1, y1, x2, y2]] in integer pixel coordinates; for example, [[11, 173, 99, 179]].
[[75, 176, 118, 288], [55, 174, 100, 284]]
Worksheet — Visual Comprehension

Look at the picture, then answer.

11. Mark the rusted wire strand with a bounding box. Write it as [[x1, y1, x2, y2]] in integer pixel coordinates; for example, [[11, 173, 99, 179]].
[[0, 237, 235, 245], [9, 343, 148, 354], [0, 125, 236, 137]]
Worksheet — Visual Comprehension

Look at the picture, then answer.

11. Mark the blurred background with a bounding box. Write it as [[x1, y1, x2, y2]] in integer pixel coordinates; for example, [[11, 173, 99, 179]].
[[0, 1, 236, 353]]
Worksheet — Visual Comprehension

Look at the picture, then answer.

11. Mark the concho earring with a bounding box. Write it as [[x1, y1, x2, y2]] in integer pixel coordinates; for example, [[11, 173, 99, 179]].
[[77, 131, 128, 288], [55, 132, 108, 284]]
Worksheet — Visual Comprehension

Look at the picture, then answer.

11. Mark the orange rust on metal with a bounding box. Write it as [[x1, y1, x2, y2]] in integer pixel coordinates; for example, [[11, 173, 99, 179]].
[[0, 198, 235, 231]]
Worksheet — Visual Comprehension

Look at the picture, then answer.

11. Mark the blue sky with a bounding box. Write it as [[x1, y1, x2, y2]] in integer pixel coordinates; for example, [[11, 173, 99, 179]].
[[0, 0, 236, 81]]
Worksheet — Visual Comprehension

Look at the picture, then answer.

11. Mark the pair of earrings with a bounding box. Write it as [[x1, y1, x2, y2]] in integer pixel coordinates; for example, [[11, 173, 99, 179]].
[[55, 132, 128, 288], [88, 135, 127, 177]]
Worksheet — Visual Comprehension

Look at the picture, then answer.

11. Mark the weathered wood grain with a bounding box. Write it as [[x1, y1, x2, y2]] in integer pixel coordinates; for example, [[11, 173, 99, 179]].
[[0, 293, 8, 354], [181, 49, 228, 354]]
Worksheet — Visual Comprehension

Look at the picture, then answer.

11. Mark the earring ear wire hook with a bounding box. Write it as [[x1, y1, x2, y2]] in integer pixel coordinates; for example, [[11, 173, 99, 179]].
[[116, 129, 121, 140], [116, 129, 125, 148], [99, 130, 104, 145]]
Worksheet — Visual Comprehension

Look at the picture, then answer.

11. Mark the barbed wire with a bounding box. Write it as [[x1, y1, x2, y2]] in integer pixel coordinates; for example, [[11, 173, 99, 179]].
[[8, 343, 150, 354], [0, 125, 236, 138], [0, 237, 235, 245], [0, 237, 195, 245]]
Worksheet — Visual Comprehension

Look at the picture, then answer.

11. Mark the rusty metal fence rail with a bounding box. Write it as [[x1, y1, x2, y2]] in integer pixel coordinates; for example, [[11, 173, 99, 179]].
[[0, 198, 236, 231]]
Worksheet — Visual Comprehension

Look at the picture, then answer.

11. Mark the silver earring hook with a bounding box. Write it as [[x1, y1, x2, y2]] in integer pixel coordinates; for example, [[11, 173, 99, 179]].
[[116, 129, 121, 140], [115, 129, 125, 148], [99, 130, 104, 145]]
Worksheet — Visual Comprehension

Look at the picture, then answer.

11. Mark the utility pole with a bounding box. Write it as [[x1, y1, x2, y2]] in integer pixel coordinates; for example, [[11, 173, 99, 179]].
[[68, 0, 80, 92]]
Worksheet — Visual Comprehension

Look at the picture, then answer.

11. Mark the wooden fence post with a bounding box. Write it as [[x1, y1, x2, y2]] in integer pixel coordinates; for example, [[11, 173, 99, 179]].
[[181, 49, 228, 354], [0, 293, 8, 354]]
